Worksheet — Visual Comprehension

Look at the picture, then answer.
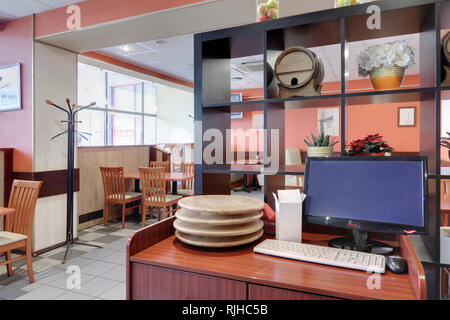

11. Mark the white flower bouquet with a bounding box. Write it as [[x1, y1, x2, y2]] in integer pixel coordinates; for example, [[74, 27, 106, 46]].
[[358, 40, 416, 77]]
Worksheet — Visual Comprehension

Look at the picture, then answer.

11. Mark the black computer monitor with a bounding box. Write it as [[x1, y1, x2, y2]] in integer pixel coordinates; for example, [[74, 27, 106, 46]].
[[303, 156, 427, 254]]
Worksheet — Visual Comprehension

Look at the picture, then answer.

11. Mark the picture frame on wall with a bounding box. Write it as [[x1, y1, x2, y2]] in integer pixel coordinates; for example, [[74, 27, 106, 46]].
[[398, 106, 416, 127], [0, 63, 21, 112]]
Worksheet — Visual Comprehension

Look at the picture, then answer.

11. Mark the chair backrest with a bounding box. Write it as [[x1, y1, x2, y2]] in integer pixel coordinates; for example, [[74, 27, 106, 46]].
[[285, 148, 302, 165], [100, 167, 126, 201], [181, 162, 194, 189], [149, 161, 170, 172], [171, 145, 182, 165], [443, 179, 449, 195], [140, 167, 166, 205], [5, 180, 42, 237]]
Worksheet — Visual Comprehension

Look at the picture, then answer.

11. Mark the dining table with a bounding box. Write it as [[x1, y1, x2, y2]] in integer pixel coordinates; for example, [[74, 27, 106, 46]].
[[0, 207, 15, 230], [124, 172, 194, 195], [442, 192, 450, 226], [124, 172, 194, 213], [0, 207, 15, 217]]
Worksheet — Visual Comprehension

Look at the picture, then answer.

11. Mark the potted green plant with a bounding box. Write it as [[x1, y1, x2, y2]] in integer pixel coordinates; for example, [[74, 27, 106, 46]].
[[347, 134, 393, 156], [304, 131, 339, 157], [441, 132, 450, 159]]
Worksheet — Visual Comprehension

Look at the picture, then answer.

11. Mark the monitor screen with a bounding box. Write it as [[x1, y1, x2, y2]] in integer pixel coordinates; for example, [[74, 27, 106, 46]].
[[304, 158, 426, 232]]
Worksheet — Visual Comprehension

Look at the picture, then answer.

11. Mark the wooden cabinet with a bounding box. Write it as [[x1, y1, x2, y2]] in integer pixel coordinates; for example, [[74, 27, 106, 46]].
[[248, 284, 340, 300], [130, 263, 246, 300]]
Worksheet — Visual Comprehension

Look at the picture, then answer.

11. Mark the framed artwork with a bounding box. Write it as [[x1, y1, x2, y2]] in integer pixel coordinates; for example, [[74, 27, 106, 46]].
[[318, 107, 339, 136], [398, 106, 416, 127], [0, 63, 21, 112]]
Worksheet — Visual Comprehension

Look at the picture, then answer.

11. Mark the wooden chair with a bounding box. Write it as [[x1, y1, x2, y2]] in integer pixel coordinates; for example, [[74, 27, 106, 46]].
[[0, 180, 42, 283], [149, 161, 170, 172], [139, 167, 182, 226], [178, 162, 194, 197], [100, 167, 142, 229], [170, 144, 183, 172]]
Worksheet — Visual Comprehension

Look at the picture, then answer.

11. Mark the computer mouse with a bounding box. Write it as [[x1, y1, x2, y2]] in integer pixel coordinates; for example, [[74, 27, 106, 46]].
[[386, 256, 407, 274]]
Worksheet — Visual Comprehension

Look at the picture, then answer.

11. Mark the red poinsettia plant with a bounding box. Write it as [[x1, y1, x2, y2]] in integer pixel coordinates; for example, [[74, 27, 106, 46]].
[[347, 133, 393, 155]]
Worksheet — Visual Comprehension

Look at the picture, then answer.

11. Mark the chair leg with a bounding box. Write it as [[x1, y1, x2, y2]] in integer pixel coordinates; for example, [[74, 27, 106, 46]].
[[26, 242, 34, 283], [6, 251, 12, 277], [121, 204, 126, 229], [163, 207, 167, 220], [157, 208, 161, 221], [141, 202, 146, 228], [104, 202, 109, 226]]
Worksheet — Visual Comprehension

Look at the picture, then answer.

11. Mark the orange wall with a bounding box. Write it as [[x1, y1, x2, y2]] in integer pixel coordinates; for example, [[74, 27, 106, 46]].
[[35, 0, 208, 37], [285, 102, 420, 152], [232, 76, 422, 153], [0, 16, 33, 172]]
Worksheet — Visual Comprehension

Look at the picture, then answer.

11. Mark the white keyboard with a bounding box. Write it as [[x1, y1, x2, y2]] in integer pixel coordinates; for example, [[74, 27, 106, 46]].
[[254, 239, 386, 273]]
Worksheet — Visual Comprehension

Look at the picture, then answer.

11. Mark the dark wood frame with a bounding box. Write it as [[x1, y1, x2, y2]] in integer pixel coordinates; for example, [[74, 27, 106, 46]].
[[398, 106, 417, 127], [195, 0, 449, 299]]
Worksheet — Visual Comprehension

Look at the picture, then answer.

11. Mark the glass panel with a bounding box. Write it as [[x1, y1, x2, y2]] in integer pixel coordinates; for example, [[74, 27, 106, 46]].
[[108, 112, 143, 146], [76, 109, 105, 146], [78, 63, 106, 108], [108, 72, 142, 112], [144, 116, 156, 145], [144, 82, 157, 114]]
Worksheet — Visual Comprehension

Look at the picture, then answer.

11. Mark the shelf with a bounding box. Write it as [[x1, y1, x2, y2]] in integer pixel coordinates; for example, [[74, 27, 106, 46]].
[[202, 164, 263, 174], [345, 87, 435, 105], [203, 100, 264, 112], [269, 94, 342, 109]]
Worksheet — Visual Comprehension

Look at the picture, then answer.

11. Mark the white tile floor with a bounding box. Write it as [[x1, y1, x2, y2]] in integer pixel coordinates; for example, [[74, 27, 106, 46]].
[[0, 190, 264, 300], [0, 218, 152, 300]]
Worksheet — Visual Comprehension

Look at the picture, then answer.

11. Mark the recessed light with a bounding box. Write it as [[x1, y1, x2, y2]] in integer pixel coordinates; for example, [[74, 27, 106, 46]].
[[121, 44, 132, 53]]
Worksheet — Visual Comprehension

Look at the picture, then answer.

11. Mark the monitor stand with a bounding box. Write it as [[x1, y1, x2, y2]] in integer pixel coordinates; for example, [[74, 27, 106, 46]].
[[328, 230, 393, 255]]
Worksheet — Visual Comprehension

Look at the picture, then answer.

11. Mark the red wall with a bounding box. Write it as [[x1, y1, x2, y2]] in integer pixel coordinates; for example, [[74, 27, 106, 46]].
[[0, 16, 33, 172]]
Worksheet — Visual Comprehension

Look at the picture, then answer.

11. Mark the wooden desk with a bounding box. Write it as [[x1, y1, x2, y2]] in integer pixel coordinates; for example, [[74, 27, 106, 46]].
[[127, 216, 426, 300]]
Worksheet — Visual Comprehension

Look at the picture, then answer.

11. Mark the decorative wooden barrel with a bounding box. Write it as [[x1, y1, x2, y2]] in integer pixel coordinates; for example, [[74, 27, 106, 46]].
[[442, 31, 450, 66], [274, 46, 324, 97], [442, 32, 450, 85]]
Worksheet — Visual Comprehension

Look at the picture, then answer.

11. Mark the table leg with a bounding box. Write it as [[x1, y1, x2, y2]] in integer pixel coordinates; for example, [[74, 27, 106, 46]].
[[172, 181, 178, 211], [134, 179, 140, 221]]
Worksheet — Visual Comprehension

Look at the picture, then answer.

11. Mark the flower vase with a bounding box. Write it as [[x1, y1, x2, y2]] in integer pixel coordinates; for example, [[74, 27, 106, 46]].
[[335, 0, 358, 8], [353, 152, 390, 157], [256, 0, 279, 22], [369, 65, 405, 90], [307, 146, 333, 157]]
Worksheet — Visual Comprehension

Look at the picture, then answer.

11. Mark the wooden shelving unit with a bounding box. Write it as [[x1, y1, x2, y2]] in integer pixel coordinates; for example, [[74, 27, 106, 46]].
[[194, 0, 450, 299]]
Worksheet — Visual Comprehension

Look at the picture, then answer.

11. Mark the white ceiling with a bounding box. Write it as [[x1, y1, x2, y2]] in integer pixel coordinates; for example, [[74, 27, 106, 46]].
[[0, 0, 85, 21], [96, 32, 421, 91]]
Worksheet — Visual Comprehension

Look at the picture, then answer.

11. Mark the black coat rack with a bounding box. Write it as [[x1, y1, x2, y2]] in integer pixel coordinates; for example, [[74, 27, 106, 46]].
[[42, 98, 103, 263]]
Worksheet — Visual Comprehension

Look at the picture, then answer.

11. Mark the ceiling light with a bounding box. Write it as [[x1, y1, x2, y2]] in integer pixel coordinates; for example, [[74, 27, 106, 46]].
[[121, 44, 132, 53]]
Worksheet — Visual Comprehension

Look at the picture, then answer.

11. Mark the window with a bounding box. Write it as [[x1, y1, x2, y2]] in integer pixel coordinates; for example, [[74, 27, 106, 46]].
[[77, 63, 157, 147]]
